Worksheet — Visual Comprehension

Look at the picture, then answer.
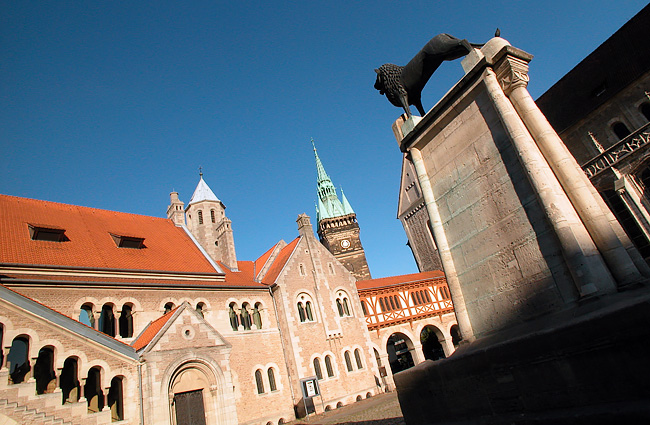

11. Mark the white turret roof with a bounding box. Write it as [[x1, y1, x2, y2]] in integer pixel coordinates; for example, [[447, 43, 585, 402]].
[[188, 175, 220, 206]]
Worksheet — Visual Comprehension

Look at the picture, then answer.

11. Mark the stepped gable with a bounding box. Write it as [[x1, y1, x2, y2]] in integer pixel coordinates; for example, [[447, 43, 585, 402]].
[[261, 237, 300, 285], [356, 270, 445, 290], [0, 194, 220, 274]]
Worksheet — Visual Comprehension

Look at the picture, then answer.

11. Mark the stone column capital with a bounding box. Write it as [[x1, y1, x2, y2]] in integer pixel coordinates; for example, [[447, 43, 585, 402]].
[[493, 47, 532, 96]]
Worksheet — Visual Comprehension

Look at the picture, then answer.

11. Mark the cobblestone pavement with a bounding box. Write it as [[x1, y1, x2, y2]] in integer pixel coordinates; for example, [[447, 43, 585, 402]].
[[287, 391, 405, 425]]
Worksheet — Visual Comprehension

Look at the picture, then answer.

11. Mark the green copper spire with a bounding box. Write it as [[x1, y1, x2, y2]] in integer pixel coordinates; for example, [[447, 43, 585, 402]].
[[312, 139, 355, 222]]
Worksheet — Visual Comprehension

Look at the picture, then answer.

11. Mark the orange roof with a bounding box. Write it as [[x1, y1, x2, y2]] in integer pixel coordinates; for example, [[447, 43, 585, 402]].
[[218, 261, 268, 288], [0, 194, 220, 274], [132, 306, 179, 351], [253, 243, 278, 278], [356, 270, 445, 291], [262, 237, 300, 284]]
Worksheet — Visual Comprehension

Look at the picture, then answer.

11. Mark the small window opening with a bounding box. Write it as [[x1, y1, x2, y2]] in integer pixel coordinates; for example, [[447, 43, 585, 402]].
[[612, 122, 631, 140], [164, 302, 175, 314], [314, 358, 323, 380], [325, 355, 334, 377], [198, 210, 203, 224], [211, 209, 216, 223], [29, 224, 69, 242], [640, 102, 650, 121], [255, 369, 265, 394], [110, 234, 145, 249], [268, 368, 277, 391]]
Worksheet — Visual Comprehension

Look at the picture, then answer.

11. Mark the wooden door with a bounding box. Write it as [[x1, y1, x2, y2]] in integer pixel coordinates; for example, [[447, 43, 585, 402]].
[[174, 389, 207, 425]]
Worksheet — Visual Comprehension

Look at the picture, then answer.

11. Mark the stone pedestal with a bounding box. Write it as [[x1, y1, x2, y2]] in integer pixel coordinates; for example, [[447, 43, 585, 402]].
[[391, 38, 650, 423]]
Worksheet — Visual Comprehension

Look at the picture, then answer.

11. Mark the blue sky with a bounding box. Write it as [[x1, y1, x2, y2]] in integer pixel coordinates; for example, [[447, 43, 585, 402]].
[[1, 1, 648, 278]]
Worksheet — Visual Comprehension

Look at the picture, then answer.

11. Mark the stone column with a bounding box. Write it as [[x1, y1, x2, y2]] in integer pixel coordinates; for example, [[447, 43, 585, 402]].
[[483, 67, 616, 297], [1, 346, 9, 370], [93, 312, 101, 331], [79, 377, 87, 402], [54, 367, 63, 393], [409, 147, 476, 342], [494, 47, 648, 286], [615, 176, 650, 240], [411, 342, 425, 364], [441, 336, 456, 357], [102, 386, 111, 411]]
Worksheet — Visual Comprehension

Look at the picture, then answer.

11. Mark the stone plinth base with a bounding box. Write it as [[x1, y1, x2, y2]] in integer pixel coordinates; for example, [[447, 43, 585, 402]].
[[395, 288, 650, 424]]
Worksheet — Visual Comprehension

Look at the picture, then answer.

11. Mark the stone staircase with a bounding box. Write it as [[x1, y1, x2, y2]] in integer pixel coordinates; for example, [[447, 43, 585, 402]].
[[0, 372, 113, 425]]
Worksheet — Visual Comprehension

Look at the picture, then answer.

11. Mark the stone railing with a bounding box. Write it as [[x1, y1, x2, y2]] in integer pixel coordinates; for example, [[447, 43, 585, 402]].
[[582, 122, 650, 178]]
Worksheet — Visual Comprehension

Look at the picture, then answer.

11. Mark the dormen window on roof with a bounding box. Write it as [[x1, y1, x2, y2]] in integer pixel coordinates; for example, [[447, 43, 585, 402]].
[[110, 233, 146, 249], [28, 224, 69, 242]]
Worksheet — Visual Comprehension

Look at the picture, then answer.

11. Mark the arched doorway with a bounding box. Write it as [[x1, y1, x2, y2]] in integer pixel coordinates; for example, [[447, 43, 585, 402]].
[[386, 333, 415, 374], [420, 325, 446, 361], [169, 362, 222, 425]]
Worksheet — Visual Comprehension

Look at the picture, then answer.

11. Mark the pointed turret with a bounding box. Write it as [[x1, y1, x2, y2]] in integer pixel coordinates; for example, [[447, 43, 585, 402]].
[[312, 139, 349, 220], [184, 172, 238, 271], [311, 139, 371, 280]]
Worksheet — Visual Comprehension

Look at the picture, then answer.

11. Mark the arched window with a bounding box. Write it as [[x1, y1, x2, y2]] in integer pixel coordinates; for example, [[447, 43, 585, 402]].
[[79, 303, 95, 328], [210, 209, 216, 223], [416, 292, 422, 305], [354, 349, 363, 369], [255, 369, 265, 394], [297, 302, 306, 322], [85, 367, 104, 413], [380, 298, 387, 312], [108, 376, 124, 421], [612, 121, 631, 140], [198, 210, 203, 224], [253, 303, 263, 329], [411, 293, 418, 305], [229, 303, 240, 331], [195, 302, 205, 318], [343, 298, 350, 316], [389, 297, 396, 310], [34, 346, 56, 394], [241, 303, 252, 331], [336, 299, 344, 317], [61, 357, 80, 404], [361, 301, 368, 316], [99, 304, 115, 337], [344, 351, 353, 372], [8, 336, 30, 384], [119, 304, 133, 338], [313, 358, 323, 380], [164, 302, 175, 314], [268, 368, 277, 391], [325, 355, 334, 377], [424, 290, 431, 303], [336, 291, 352, 317], [394, 295, 401, 309], [640, 102, 650, 121], [297, 294, 315, 322]]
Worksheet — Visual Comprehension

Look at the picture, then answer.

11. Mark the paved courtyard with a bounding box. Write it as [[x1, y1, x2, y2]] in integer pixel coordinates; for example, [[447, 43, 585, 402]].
[[287, 391, 405, 425]]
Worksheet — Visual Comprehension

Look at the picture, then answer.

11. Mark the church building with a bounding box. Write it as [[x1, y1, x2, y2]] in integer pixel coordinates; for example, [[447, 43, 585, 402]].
[[0, 145, 458, 425]]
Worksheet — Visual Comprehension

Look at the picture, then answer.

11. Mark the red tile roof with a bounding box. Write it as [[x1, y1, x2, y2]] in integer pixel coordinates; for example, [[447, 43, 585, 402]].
[[356, 270, 445, 291], [262, 237, 300, 285], [132, 306, 179, 351], [253, 243, 278, 279], [0, 194, 220, 274], [218, 261, 268, 288]]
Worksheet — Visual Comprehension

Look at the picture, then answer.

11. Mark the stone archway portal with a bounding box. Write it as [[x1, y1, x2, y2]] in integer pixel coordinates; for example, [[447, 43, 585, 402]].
[[174, 389, 207, 425]]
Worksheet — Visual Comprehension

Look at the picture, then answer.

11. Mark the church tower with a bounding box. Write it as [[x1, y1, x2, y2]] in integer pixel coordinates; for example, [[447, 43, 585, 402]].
[[312, 140, 371, 280], [183, 172, 238, 270]]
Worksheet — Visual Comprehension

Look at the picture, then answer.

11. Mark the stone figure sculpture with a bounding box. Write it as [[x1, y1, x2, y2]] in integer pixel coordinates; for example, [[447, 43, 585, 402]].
[[374, 33, 485, 118]]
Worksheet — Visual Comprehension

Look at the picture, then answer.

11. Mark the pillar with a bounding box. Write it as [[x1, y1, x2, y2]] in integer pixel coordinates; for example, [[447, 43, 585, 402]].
[[494, 46, 648, 286]]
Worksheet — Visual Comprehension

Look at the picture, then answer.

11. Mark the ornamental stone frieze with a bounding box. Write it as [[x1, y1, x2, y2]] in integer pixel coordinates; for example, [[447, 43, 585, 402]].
[[582, 124, 650, 179]]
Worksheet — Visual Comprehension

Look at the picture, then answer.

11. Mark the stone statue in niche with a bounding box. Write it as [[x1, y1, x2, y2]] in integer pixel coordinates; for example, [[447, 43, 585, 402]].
[[374, 32, 489, 118]]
